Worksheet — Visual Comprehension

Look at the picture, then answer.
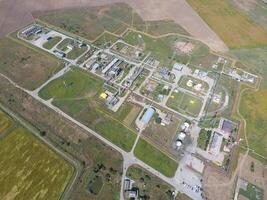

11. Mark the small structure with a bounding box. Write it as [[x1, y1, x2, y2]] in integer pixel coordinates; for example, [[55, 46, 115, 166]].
[[178, 132, 186, 141], [100, 93, 108, 99], [173, 63, 185, 71], [141, 107, 155, 124]]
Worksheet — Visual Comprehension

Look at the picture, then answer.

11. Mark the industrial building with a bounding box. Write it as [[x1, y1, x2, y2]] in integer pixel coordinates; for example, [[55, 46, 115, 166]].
[[141, 107, 156, 124]]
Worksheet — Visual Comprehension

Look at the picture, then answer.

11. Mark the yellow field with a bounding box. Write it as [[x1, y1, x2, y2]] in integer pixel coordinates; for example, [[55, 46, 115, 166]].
[[0, 127, 74, 200], [0, 111, 13, 133], [187, 0, 267, 48]]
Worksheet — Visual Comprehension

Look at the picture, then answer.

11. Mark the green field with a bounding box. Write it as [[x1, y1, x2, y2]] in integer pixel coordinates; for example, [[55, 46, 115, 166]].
[[0, 37, 62, 90], [66, 45, 88, 60], [126, 165, 176, 199], [239, 183, 263, 200], [39, 68, 136, 151], [167, 91, 203, 117], [230, 46, 267, 157], [134, 138, 178, 177], [93, 32, 119, 47], [56, 38, 74, 51], [123, 31, 209, 67], [178, 75, 209, 94], [0, 127, 73, 200], [197, 129, 212, 150], [43, 36, 62, 49], [37, 5, 127, 41], [187, 0, 267, 48]]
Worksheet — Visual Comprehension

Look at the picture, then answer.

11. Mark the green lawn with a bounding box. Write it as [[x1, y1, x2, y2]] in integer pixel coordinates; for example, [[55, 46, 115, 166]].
[[167, 91, 203, 117], [0, 127, 73, 200], [43, 36, 62, 49], [239, 183, 263, 200], [197, 129, 212, 150], [66, 45, 88, 60], [134, 138, 178, 177], [93, 32, 119, 47], [39, 68, 136, 151], [56, 38, 73, 51]]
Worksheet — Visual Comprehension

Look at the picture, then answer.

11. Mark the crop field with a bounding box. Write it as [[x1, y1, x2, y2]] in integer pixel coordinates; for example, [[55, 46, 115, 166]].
[[143, 115, 181, 159], [187, 0, 267, 48], [167, 91, 203, 117], [0, 111, 13, 134], [126, 165, 176, 199], [39, 68, 136, 151], [178, 75, 209, 94], [42, 36, 62, 49], [0, 127, 73, 200], [0, 37, 63, 90], [123, 31, 209, 67], [134, 138, 178, 177]]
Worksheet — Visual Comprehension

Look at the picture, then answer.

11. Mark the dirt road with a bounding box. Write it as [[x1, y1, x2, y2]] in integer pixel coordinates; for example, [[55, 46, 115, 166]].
[[0, 0, 228, 52]]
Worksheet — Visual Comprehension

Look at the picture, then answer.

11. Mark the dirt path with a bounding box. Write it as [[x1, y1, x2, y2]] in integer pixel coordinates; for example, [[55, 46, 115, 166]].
[[0, 0, 228, 52]]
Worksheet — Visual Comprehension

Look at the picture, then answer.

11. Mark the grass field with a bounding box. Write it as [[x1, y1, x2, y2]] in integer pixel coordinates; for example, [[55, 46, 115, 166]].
[[56, 38, 73, 51], [239, 89, 267, 156], [42, 36, 62, 49], [0, 37, 63, 90], [143, 115, 181, 159], [126, 165, 176, 199], [0, 127, 73, 200], [134, 138, 178, 177], [66, 45, 88, 60], [93, 32, 119, 47], [39, 68, 136, 151], [187, 0, 267, 48], [230, 46, 267, 157], [167, 91, 203, 117], [197, 129, 212, 150], [0, 111, 13, 133], [239, 182, 263, 200], [37, 5, 126, 41], [123, 31, 209, 67]]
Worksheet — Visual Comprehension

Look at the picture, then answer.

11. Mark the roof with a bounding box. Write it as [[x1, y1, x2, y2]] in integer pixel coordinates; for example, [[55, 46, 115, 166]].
[[101, 58, 119, 74], [100, 93, 108, 99], [141, 107, 155, 124], [222, 120, 233, 133]]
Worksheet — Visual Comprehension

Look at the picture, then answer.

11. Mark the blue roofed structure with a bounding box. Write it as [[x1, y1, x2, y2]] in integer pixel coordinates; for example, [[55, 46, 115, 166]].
[[141, 107, 155, 124]]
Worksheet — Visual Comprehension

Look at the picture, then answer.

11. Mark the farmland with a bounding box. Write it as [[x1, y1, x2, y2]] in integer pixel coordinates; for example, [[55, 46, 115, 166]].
[[134, 138, 178, 177], [39, 68, 137, 151], [187, 0, 267, 48], [0, 37, 63, 90], [0, 126, 73, 200]]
